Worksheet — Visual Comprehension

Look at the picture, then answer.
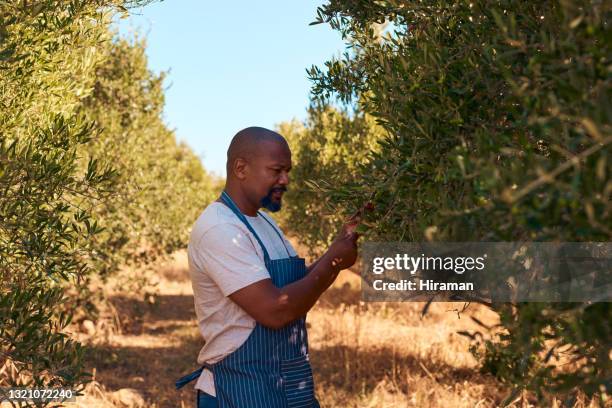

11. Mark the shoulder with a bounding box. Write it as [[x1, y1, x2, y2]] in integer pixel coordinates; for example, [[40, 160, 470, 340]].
[[190, 202, 247, 247]]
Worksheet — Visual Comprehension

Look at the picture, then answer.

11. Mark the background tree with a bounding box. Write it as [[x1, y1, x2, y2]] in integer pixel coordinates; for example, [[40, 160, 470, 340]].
[[79, 36, 217, 274], [276, 104, 384, 256], [1, 1, 119, 398]]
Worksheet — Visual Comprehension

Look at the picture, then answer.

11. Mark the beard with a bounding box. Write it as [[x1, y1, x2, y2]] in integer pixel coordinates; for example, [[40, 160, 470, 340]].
[[260, 186, 287, 212]]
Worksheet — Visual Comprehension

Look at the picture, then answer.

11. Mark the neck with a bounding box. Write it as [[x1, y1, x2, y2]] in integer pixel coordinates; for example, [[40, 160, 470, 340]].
[[223, 185, 259, 216]]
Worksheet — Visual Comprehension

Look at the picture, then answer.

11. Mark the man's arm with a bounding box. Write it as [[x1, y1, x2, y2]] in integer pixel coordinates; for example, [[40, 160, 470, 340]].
[[228, 223, 359, 330], [306, 256, 322, 273]]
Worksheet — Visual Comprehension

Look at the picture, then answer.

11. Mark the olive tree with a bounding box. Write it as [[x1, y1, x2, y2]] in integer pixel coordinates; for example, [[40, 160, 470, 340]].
[[304, 0, 610, 402]]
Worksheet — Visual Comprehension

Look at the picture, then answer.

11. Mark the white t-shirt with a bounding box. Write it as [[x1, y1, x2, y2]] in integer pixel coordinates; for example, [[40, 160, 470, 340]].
[[187, 201, 297, 397]]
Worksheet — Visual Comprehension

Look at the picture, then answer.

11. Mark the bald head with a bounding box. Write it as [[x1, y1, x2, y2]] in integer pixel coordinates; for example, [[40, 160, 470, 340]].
[[226, 127, 289, 175]]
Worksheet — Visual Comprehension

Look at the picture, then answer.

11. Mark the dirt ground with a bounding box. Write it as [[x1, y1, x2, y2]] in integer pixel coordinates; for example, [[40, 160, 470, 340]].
[[64, 245, 603, 408]]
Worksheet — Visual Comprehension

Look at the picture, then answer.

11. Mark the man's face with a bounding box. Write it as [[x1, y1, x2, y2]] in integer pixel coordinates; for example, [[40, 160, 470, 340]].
[[245, 141, 292, 212]]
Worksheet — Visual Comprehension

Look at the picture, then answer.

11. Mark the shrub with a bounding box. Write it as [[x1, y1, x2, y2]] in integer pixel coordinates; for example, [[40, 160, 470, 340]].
[[0, 0, 121, 396], [0, 1, 214, 400]]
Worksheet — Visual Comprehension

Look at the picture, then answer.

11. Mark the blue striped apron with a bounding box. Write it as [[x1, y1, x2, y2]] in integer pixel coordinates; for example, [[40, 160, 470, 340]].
[[176, 191, 320, 408]]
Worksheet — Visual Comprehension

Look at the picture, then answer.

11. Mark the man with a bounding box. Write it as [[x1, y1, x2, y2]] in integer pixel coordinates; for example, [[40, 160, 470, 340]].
[[176, 127, 360, 407]]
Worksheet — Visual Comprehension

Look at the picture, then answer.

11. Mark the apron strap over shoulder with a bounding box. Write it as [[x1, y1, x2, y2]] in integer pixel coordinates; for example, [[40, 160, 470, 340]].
[[220, 191, 272, 263], [257, 211, 291, 258]]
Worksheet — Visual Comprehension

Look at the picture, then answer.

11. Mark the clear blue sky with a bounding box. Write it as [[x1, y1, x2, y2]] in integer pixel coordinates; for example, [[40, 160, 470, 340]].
[[116, 1, 346, 177]]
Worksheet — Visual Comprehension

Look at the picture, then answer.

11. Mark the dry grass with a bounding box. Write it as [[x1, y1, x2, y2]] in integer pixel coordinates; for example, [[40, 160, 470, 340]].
[[66, 244, 606, 408], [308, 268, 507, 408], [67, 251, 201, 408]]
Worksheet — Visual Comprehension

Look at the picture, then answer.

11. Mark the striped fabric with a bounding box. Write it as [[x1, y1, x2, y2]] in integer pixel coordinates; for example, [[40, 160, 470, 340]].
[[176, 191, 321, 408]]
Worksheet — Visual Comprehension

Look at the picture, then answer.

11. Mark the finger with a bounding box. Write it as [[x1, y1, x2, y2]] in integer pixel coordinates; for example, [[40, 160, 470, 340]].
[[346, 207, 363, 223], [343, 231, 358, 243], [344, 222, 359, 236], [345, 212, 362, 230]]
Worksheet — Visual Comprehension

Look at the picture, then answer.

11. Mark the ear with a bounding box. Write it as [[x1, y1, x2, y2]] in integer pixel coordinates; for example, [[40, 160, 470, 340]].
[[232, 157, 249, 180]]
